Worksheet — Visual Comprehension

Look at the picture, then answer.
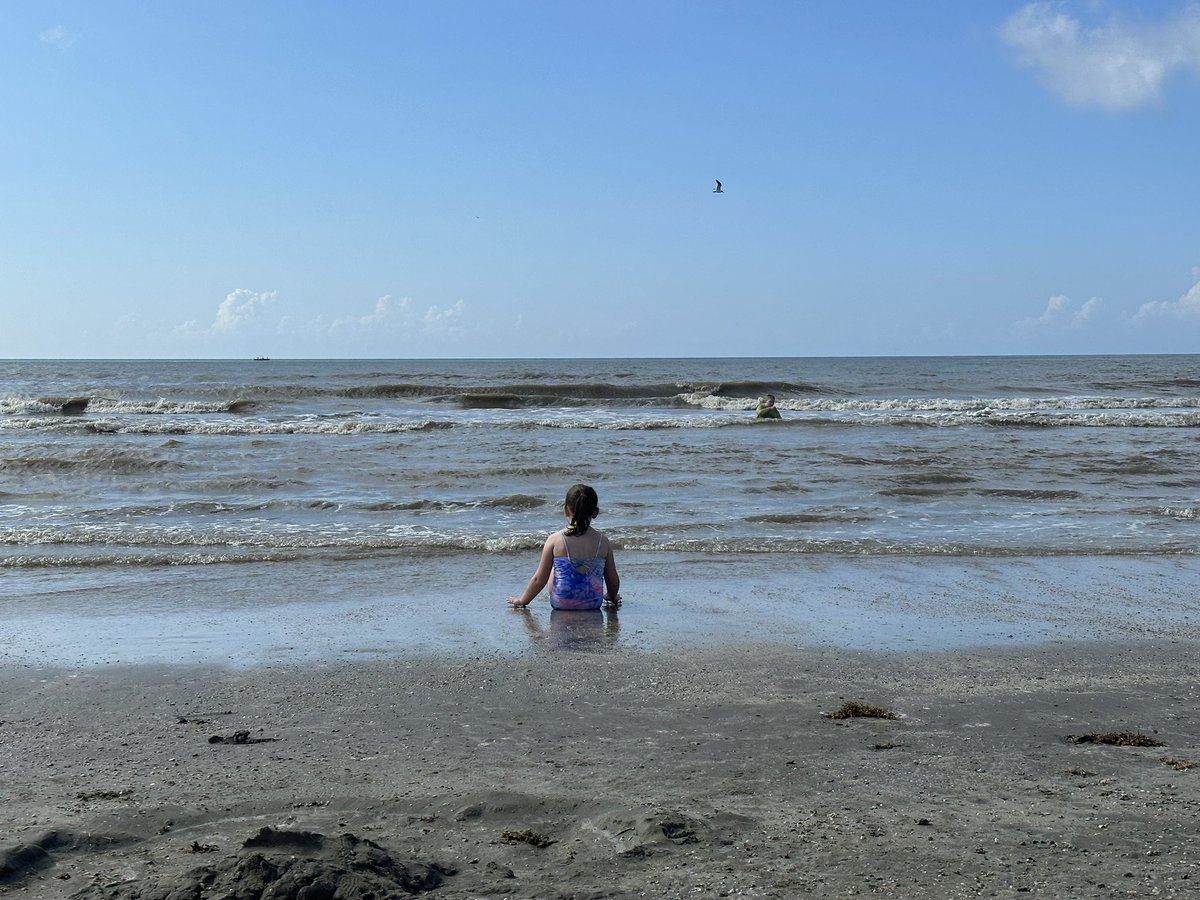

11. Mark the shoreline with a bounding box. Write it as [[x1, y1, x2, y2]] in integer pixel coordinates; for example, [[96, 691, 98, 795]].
[[3, 638, 1199, 898], [4, 553, 1200, 669]]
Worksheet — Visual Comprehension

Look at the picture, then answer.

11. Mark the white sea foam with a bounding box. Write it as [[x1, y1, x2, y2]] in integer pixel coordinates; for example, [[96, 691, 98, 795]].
[[85, 398, 250, 414], [1157, 506, 1199, 519], [0, 398, 63, 415], [679, 392, 1200, 414], [8, 407, 1199, 436]]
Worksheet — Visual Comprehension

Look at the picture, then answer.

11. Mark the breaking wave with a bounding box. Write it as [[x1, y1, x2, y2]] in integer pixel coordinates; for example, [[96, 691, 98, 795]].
[[2, 535, 1193, 570], [0, 448, 184, 475], [4, 410, 1199, 436]]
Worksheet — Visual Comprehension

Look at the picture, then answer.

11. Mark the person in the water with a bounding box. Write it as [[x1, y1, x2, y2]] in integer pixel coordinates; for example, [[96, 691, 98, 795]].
[[756, 394, 781, 419], [507, 484, 621, 609]]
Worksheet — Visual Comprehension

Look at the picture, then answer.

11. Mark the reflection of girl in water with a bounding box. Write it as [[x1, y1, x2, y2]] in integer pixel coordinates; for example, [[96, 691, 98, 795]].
[[552, 608, 605, 647], [507, 484, 621, 610], [516, 607, 621, 651]]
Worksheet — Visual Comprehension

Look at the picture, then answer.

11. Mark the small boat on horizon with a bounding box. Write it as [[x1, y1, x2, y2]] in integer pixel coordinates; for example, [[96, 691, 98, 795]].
[[254, 356, 270, 361]]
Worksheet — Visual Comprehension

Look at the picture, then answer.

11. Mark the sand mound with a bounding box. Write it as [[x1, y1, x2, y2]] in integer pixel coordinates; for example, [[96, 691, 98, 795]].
[[0, 830, 136, 883], [69, 828, 453, 900]]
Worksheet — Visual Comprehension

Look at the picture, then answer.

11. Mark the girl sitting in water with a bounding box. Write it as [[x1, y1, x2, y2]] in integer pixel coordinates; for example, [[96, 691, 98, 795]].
[[508, 484, 621, 609]]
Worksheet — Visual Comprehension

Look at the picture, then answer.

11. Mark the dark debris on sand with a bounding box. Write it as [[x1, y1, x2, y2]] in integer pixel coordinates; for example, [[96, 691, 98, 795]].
[[1161, 756, 1197, 770], [207, 730, 279, 745], [499, 828, 555, 848], [822, 701, 898, 720], [1066, 730, 1166, 747], [76, 790, 133, 802], [69, 828, 454, 900]]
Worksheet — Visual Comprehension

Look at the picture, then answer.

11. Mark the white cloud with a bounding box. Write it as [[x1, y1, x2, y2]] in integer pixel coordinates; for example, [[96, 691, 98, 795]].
[[1021, 293, 1070, 327], [298, 295, 469, 341], [1000, 2, 1200, 109], [211, 288, 278, 334], [1018, 293, 1101, 330], [40, 25, 77, 51], [1073, 296, 1102, 325], [1134, 277, 1200, 320], [422, 300, 465, 334], [363, 295, 408, 325], [322, 295, 411, 336]]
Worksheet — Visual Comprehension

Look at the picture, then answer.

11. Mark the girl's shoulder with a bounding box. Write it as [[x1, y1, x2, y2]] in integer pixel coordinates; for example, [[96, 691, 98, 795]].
[[584, 527, 610, 554], [551, 527, 608, 556]]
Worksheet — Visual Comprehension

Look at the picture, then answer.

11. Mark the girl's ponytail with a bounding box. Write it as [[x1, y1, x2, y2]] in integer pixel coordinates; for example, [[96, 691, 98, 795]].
[[563, 484, 599, 536]]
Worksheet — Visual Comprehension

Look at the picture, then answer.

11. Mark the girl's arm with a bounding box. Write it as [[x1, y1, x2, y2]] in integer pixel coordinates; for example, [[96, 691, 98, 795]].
[[508, 536, 557, 607], [603, 543, 621, 607]]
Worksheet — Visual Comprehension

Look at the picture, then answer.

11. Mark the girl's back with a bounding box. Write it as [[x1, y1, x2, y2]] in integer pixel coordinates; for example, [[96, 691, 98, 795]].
[[550, 527, 609, 610]]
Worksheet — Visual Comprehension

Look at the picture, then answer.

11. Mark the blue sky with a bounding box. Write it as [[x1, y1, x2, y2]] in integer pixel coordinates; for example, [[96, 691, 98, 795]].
[[3, 1, 1199, 359]]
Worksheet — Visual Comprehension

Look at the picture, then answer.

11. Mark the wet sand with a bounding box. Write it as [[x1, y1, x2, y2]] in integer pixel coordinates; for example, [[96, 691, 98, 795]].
[[4, 636, 1200, 898]]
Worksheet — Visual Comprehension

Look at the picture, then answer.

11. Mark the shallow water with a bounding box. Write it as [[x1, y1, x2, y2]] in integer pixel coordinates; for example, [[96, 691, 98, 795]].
[[2, 553, 1197, 667]]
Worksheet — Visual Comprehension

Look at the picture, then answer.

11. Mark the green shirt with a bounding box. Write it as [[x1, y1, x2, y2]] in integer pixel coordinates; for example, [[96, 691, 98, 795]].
[[756, 403, 781, 419]]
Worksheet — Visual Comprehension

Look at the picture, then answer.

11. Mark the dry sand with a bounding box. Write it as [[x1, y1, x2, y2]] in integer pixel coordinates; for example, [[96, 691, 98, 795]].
[[3, 635, 1199, 899]]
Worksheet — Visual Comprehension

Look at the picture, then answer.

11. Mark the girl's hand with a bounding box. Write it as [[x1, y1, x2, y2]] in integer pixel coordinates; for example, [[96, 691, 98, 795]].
[[507, 596, 531, 607]]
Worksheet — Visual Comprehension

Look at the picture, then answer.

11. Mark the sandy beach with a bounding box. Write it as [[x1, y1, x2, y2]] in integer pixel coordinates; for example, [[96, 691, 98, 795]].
[[4, 615, 1200, 898]]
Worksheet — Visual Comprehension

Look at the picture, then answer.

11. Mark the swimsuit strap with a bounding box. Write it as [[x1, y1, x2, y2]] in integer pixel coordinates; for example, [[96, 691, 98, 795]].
[[561, 527, 603, 561]]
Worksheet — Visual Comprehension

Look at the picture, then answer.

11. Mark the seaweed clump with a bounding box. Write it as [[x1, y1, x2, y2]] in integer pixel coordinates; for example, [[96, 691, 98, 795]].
[[823, 702, 898, 720], [499, 829, 555, 848], [1066, 731, 1165, 747], [1161, 757, 1197, 770]]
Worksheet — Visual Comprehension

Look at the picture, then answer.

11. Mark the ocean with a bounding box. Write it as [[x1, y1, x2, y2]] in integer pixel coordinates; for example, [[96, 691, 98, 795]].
[[3, 355, 1199, 664]]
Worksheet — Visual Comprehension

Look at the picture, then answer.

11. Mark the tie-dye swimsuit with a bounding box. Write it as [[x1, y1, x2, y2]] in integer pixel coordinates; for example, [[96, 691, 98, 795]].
[[549, 529, 607, 610]]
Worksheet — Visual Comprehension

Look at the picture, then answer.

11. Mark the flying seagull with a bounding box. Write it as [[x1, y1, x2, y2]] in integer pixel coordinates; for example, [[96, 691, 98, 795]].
[[713, 180, 723, 193]]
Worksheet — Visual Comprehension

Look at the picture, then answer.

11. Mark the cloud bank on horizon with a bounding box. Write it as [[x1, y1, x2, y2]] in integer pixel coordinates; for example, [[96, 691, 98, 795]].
[[188, 269, 1200, 354], [1017, 271, 1200, 343], [169, 291, 470, 355], [1133, 273, 1200, 322]]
